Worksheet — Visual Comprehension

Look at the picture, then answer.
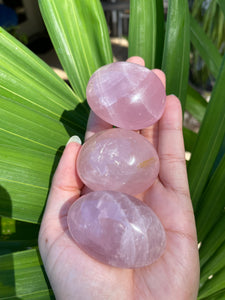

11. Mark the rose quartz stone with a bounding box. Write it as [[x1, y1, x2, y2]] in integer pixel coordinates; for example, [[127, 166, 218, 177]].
[[86, 62, 166, 130], [77, 128, 159, 195], [67, 191, 166, 268]]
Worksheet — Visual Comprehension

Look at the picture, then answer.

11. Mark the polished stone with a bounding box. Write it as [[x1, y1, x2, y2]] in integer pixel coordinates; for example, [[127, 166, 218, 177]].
[[77, 128, 159, 195], [67, 191, 166, 268], [86, 62, 166, 130]]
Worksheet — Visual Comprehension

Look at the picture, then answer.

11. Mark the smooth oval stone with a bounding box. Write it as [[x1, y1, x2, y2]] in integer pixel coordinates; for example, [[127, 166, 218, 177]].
[[77, 128, 159, 195], [67, 191, 166, 268], [86, 62, 166, 130]]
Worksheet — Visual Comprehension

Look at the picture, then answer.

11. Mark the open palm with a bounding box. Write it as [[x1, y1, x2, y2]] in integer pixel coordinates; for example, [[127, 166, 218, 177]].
[[38, 57, 200, 300]]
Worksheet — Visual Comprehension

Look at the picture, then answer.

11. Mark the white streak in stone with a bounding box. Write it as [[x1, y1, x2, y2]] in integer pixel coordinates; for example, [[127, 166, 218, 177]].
[[67, 191, 166, 268], [100, 96, 118, 107]]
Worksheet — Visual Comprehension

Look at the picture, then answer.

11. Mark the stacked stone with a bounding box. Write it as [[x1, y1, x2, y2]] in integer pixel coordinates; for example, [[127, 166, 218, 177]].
[[67, 62, 167, 268]]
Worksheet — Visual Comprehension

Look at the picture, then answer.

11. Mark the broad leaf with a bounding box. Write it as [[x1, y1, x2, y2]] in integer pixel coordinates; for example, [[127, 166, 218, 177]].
[[217, 0, 225, 17], [199, 214, 225, 268], [39, 0, 113, 99], [198, 267, 225, 299], [0, 27, 88, 154], [198, 289, 225, 300], [0, 146, 58, 223], [183, 127, 198, 153], [1, 217, 15, 235], [162, 0, 190, 111], [0, 96, 82, 154], [212, 134, 225, 171], [155, 0, 165, 68], [195, 153, 225, 241], [128, 0, 157, 69], [0, 240, 37, 256], [0, 29, 88, 223], [0, 27, 85, 118], [188, 54, 225, 210], [190, 14, 222, 78], [186, 85, 207, 123], [200, 239, 225, 287], [0, 218, 39, 255], [0, 0, 114, 223], [0, 249, 53, 299]]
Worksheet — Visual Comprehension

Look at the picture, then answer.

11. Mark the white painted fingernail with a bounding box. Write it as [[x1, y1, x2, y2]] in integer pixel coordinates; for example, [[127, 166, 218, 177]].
[[66, 135, 82, 145]]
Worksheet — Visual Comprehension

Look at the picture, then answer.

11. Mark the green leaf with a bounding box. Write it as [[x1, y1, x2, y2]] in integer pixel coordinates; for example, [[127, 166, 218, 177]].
[[0, 146, 58, 223], [1, 217, 16, 235], [202, 1, 217, 40], [183, 127, 198, 153], [188, 53, 225, 211], [199, 214, 225, 268], [186, 85, 207, 123], [0, 27, 85, 118], [190, 14, 222, 78], [217, 0, 225, 17], [191, 0, 204, 18], [200, 239, 225, 287], [198, 289, 225, 300], [0, 27, 89, 222], [0, 96, 82, 154], [0, 240, 37, 256], [0, 218, 39, 255], [162, 0, 190, 111], [213, 134, 225, 171], [128, 0, 157, 69], [198, 267, 225, 299], [195, 153, 225, 241], [39, 0, 113, 99], [0, 249, 53, 299], [155, 0, 165, 68], [0, 27, 88, 153]]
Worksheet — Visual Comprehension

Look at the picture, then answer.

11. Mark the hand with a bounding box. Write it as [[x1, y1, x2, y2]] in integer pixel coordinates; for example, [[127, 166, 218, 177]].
[[38, 57, 200, 300]]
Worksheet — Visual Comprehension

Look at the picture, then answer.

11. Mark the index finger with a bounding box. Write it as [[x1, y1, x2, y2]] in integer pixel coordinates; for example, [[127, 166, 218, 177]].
[[158, 95, 190, 197]]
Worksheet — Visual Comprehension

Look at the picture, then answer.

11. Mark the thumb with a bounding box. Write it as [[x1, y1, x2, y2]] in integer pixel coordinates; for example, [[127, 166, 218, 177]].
[[43, 136, 83, 220]]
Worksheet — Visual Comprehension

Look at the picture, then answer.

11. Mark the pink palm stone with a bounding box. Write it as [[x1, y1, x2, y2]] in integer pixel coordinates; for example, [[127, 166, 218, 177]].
[[86, 62, 166, 130], [67, 191, 166, 268], [77, 128, 159, 195]]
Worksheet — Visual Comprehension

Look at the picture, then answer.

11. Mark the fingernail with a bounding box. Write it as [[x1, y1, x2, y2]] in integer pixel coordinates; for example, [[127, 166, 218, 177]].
[[66, 135, 82, 145]]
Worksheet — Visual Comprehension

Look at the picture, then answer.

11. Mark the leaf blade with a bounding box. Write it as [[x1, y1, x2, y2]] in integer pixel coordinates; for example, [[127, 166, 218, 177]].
[[200, 236, 225, 286], [0, 27, 88, 153], [183, 126, 198, 153], [0, 249, 53, 299], [162, 0, 190, 111], [186, 85, 208, 123], [195, 153, 225, 241], [0, 27, 89, 222], [199, 214, 225, 269], [39, 0, 113, 99], [128, 0, 157, 69], [217, 0, 225, 16], [188, 54, 225, 210], [0, 146, 58, 223], [190, 14, 222, 79], [155, 0, 165, 68], [198, 267, 225, 299]]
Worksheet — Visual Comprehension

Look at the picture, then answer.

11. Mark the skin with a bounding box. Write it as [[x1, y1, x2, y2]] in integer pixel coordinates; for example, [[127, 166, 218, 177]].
[[38, 56, 200, 300]]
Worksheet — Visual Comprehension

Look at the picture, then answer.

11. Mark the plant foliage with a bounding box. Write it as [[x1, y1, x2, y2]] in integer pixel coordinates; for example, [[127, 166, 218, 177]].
[[0, 0, 225, 298]]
